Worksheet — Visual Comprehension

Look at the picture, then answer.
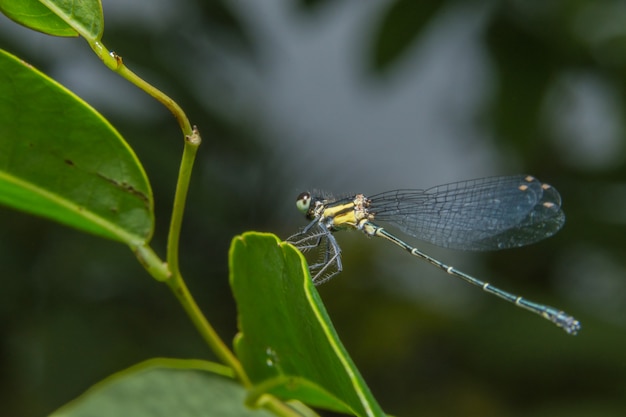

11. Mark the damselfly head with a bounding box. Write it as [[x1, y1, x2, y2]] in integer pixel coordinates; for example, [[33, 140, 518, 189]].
[[296, 192, 328, 220], [296, 192, 312, 215]]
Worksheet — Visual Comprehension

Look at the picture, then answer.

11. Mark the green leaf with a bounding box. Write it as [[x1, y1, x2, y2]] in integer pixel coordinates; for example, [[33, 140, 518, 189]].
[[0, 49, 153, 244], [0, 0, 103, 40], [0, 0, 77, 37], [50, 358, 274, 417], [230, 232, 385, 417], [39, 0, 103, 40]]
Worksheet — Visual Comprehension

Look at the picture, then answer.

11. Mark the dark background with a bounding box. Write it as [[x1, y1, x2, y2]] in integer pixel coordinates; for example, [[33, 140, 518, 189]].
[[1, 1, 625, 416]]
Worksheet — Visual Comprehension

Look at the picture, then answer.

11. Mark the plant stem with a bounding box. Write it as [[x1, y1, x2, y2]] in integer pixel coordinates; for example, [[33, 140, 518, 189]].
[[88, 41, 192, 135], [259, 396, 320, 417], [166, 128, 200, 274], [166, 271, 251, 386], [86, 38, 302, 411], [88, 40, 197, 275], [133, 242, 170, 282]]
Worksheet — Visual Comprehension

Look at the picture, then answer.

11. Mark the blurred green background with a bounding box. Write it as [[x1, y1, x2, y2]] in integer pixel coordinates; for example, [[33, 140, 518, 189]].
[[1, 0, 625, 416]]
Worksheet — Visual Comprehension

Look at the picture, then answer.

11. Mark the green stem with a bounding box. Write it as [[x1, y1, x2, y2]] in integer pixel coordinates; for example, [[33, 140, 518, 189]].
[[88, 39, 198, 274], [259, 397, 318, 417], [88, 41, 192, 135], [166, 271, 251, 386], [133, 242, 170, 282], [166, 128, 200, 274], [132, 129, 249, 385], [161, 129, 249, 383], [85, 37, 305, 412], [131, 234, 249, 386], [249, 380, 321, 417]]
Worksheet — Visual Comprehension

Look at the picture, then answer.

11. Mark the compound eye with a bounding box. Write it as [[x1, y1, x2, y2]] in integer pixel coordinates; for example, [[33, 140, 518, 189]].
[[295, 192, 311, 214]]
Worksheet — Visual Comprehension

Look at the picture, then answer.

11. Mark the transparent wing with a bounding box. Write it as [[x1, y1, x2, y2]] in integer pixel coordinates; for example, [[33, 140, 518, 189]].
[[370, 175, 565, 251]]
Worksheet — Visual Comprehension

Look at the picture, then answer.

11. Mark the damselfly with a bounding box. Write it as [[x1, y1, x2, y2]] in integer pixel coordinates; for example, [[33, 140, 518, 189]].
[[287, 175, 580, 335]]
